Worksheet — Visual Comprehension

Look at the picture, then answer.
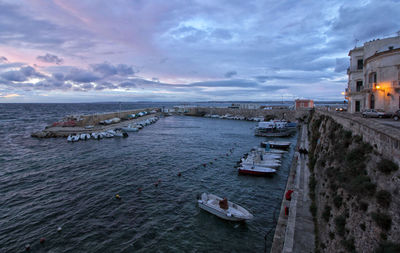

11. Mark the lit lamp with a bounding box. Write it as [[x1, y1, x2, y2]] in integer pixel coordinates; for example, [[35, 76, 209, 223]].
[[376, 85, 381, 89], [341, 92, 345, 95]]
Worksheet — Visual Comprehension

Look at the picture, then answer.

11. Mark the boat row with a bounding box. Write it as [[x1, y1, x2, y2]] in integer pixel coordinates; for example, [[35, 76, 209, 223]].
[[67, 116, 159, 142], [67, 129, 128, 142], [121, 116, 158, 132], [204, 114, 264, 121], [237, 141, 291, 176]]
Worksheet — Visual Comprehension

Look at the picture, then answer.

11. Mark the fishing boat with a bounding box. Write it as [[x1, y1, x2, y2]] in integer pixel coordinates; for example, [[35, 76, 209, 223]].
[[241, 158, 281, 169], [197, 193, 253, 221], [255, 120, 295, 137], [238, 165, 276, 176], [261, 141, 291, 149]]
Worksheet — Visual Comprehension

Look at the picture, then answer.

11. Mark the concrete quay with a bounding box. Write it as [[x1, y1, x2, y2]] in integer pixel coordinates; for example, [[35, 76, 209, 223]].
[[270, 124, 315, 253]]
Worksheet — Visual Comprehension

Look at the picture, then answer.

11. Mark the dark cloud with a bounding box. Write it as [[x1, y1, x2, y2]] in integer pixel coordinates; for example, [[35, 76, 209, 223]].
[[224, 71, 237, 78], [91, 62, 135, 76], [0, 66, 44, 82], [65, 68, 101, 83], [329, 0, 400, 50], [119, 81, 137, 88], [37, 53, 64, 65]]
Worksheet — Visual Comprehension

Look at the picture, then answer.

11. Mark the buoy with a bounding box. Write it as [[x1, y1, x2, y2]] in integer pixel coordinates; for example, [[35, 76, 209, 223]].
[[138, 188, 142, 192], [25, 244, 31, 251], [209, 162, 213, 164], [40, 238, 45, 244], [158, 179, 161, 183], [155, 183, 159, 187], [57, 226, 62, 232], [115, 194, 121, 199], [178, 172, 182, 177], [203, 163, 207, 167]]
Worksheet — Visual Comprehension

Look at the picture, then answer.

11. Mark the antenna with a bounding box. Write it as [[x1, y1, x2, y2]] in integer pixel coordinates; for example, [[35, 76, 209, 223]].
[[397, 30, 400, 37], [354, 39, 359, 48]]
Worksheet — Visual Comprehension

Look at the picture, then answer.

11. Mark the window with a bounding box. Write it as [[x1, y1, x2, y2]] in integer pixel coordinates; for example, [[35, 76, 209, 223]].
[[356, 81, 363, 92], [369, 72, 377, 84], [357, 59, 363, 70]]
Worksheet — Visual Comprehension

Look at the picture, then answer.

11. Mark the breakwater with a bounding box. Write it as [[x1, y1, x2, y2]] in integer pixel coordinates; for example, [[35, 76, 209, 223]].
[[31, 108, 161, 138]]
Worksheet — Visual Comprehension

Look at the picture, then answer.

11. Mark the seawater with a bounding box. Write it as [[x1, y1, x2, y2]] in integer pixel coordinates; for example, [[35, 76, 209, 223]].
[[0, 103, 297, 252]]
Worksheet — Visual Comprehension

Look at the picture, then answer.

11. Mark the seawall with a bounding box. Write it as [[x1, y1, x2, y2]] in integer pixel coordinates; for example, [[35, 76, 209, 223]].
[[307, 110, 400, 252]]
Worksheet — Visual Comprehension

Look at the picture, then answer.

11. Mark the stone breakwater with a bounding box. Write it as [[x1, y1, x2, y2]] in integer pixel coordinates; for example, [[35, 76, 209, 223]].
[[31, 108, 161, 138]]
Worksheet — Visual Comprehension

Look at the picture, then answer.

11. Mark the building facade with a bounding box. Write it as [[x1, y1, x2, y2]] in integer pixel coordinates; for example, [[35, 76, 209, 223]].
[[295, 99, 314, 110], [346, 35, 400, 113]]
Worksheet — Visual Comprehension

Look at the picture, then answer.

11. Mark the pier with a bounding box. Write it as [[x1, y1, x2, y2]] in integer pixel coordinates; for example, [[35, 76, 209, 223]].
[[270, 124, 315, 253], [31, 108, 161, 138]]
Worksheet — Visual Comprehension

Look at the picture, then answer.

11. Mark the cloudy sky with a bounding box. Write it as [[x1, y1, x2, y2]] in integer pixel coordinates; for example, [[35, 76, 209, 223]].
[[0, 0, 399, 102]]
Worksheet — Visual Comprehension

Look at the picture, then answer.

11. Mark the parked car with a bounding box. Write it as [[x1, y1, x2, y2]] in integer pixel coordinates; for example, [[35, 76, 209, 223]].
[[362, 109, 392, 118], [392, 110, 400, 121], [335, 107, 347, 112]]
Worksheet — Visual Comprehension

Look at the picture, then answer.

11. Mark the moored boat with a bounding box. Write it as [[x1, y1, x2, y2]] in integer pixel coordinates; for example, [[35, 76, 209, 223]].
[[255, 120, 295, 137], [238, 165, 276, 176], [261, 141, 291, 149], [197, 193, 253, 221]]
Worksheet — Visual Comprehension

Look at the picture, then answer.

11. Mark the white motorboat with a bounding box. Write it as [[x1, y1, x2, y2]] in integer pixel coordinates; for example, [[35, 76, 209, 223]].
[[241, 159, 281, 169], [197, 193, 253, 221], [238, 165, 276, 176], [71, 135, 79, 142], [67, 135, 72, 142]]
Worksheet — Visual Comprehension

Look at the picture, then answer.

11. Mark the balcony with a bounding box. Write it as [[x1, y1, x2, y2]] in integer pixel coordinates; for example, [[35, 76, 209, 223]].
[[347, 66, 363, 74]]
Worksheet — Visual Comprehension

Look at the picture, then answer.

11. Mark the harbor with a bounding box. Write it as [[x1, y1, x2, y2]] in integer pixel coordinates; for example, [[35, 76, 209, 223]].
[[0, 103, 298, 252]]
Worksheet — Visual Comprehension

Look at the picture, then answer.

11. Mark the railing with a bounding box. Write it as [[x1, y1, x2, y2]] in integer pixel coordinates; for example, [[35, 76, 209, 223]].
[[347, 66, 363, 73]]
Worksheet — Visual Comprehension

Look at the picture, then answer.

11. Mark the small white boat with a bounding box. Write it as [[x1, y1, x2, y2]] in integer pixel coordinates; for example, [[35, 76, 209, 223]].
[[67, 135, 72, 142], [72, 135, 79, 142], [197, 193, 253, 221], [238, 165, 276, 176]]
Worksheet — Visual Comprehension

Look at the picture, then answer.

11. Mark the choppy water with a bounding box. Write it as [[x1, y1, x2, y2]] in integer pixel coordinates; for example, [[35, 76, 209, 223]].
[[0, 103, 297, 252]]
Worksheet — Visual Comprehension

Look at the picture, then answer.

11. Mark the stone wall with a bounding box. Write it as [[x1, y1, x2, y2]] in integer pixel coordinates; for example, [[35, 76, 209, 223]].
[[308, 111, 400, 252]]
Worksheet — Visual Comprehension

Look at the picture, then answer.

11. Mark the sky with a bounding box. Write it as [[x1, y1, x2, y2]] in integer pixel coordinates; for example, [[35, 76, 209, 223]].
[[0, 0, 400, 103]]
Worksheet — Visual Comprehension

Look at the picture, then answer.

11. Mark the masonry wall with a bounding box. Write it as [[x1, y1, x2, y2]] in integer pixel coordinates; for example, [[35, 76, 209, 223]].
[[307, 111, 400, 252]]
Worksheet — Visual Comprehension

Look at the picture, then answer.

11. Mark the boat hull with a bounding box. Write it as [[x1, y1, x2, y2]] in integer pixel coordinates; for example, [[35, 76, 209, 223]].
[[198, 202, 246, 221], [238, 168, 276, 176]]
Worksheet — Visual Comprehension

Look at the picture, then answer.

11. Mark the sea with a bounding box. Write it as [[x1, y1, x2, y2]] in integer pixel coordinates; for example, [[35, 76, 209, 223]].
[[0, 103, 297, 252]]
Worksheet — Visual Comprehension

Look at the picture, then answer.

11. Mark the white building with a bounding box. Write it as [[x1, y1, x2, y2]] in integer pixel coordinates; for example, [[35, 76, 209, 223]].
[[346, 35, 400, 113]]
